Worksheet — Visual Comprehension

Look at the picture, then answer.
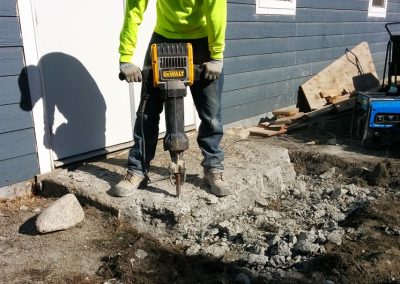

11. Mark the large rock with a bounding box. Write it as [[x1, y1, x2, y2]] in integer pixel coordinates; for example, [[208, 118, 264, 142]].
[[36, 194, 84, 233]]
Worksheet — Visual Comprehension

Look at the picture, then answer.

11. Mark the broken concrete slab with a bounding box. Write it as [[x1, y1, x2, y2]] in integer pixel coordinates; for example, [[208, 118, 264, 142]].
[[39, 139, 296, 242]]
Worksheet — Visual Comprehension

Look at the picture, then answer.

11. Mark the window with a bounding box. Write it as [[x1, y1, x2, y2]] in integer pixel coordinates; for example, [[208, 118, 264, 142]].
[[368, 0, 387, 18], [256, 0, 297, 15]]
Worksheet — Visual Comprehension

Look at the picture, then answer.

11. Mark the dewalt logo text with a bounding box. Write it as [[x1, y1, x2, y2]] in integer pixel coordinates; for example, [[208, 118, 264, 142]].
[[162, 69, 185, 78]]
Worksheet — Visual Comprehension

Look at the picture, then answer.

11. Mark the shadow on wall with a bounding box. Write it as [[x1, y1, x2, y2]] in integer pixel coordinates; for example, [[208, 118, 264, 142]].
[[19, 52, 107, 161]]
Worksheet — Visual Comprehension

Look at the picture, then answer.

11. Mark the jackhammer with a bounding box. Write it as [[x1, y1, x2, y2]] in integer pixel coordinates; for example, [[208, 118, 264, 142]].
[[121, 42, 198, 197]]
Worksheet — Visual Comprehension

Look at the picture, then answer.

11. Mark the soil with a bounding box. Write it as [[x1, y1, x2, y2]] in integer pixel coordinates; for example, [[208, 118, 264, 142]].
[[2, 116, 400, 283]]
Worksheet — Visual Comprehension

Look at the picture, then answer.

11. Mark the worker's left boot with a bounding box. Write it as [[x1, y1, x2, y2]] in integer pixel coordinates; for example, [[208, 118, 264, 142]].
[[204, 170, 232, 197], [110, 170, 146, 197]]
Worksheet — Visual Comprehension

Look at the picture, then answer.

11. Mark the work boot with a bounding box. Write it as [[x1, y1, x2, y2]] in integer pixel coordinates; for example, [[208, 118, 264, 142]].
[[111, 171, 145, 197], [203, 170, 231, 197]]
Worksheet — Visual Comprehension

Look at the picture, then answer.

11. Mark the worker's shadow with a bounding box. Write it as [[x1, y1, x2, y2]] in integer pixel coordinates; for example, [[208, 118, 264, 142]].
[[19, 52, 106, 168]]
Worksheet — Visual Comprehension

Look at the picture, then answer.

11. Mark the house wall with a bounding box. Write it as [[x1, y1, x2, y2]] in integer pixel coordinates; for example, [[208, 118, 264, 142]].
[[222, 0, 400, 124], [0, 0, 39, 187]]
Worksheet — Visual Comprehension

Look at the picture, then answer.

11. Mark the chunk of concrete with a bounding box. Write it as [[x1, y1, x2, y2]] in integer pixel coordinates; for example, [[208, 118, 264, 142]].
[[35, 194, 84, 233]]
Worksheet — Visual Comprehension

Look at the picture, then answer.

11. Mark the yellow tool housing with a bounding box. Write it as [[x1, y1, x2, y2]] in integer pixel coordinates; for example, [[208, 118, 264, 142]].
[[151, 43, 194, 87]]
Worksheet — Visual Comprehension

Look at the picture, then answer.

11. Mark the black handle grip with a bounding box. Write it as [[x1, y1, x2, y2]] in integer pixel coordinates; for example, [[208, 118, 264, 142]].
[[385, 22, 400, 37], [118, 72, 125, 81]]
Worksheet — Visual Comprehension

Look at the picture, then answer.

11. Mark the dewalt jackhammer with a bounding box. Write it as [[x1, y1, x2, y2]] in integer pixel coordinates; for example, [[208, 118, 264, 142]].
[[151, 42, 195, 197], [121, 42, 197, 197]]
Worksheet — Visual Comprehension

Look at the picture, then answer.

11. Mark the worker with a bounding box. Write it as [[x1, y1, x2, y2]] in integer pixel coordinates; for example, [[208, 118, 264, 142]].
[[112, 0, 231, 197]]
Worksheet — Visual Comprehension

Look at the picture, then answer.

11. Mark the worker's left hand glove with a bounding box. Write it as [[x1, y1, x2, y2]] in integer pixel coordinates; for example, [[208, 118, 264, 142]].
[[119, 62, 142, 83], [202, 59, 223, 80]]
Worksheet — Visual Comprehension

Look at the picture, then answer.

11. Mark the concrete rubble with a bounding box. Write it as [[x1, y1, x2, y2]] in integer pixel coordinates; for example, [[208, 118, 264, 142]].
[[38, 133, 387, 275]]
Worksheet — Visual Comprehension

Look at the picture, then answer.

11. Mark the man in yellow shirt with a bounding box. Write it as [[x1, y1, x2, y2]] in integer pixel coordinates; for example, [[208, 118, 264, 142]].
[[113, 0, 230, 197]]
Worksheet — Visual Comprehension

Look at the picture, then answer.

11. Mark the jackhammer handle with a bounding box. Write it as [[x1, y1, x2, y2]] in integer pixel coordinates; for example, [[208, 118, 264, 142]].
[[385, 22, 400, 37], [119, 66, 203, 81], [194, 64, 203, 81], [118, 68, 150, 81]]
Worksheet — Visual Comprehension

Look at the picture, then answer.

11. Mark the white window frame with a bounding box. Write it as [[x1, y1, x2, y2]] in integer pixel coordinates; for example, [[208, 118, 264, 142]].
[[368, 0, 387, 18], [256, 0, 297, 15]]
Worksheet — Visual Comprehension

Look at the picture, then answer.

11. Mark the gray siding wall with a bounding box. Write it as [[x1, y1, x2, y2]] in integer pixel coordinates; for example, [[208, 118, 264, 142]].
[[223, 0, 400, 124], [0, 0, 39, 187]]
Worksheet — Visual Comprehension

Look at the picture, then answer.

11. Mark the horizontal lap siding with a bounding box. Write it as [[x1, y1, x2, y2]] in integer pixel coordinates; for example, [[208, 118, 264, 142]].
[[223, 0, 400, 124], [0, 0, 39, 187]]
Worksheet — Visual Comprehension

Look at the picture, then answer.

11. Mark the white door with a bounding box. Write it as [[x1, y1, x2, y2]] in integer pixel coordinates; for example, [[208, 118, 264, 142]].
[[30, 0, 196, 162]]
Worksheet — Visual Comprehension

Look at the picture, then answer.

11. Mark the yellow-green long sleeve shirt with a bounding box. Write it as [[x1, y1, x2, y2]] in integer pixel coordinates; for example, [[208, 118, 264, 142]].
[[119, 0, 227, 63]]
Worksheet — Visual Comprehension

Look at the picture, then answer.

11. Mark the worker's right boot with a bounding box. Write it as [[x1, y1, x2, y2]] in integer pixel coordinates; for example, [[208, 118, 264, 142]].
[[111, 171, 146, 197], [203, 170, 232, 197]]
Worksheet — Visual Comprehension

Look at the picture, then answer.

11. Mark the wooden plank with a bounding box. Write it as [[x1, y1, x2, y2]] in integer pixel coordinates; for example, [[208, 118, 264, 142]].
[[272, 107, 299, 117], [0, 0, 17, 16], [266, 124, 287, 131], [0, 128, 37, 161], [248, 127, 287, 137], [287, 121, 310, 132], [326, 94, 351, 104], [271, 112, 305, 125], [0, 18, 22, 47], [0, 154, 39, 188], [300, 42, 379, 110], [0, 104, 34, 134], [0, 47, 24, 76], [258, 122, 271, 128], [334, 97, 356, 112], [319, 88, 342, 98], [303, 105, 335, 120]]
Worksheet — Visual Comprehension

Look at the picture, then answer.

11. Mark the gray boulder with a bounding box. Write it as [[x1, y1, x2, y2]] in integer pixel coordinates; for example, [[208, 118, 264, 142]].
[[35, 194, 84, 233]]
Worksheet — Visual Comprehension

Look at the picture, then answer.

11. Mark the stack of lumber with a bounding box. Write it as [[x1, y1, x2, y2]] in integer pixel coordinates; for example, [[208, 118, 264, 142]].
[[248, 107, 304, 137], [248, 42, 380, 138]]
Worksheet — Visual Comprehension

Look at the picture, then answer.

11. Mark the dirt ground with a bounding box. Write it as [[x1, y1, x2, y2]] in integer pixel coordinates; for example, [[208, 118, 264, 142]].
[[1, 113, 400, 283]]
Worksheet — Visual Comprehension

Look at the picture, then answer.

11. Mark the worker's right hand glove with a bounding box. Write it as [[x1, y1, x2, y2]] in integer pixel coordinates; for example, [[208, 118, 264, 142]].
[[119, 62, 142, 83], [202, 59, 223, 80]]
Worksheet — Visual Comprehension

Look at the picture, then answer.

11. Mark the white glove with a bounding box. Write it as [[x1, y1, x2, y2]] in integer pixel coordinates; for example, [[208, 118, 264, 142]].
[[119, 62, 142, 82], [202, 59, 223, 80]]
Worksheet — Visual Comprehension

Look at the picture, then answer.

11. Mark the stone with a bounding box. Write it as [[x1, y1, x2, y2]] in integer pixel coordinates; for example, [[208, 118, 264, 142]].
[[0, 181, 33, 200], [269, 255, 286, 267], [330, 187, 348, 200], [186, 244, 201, 256], [293, 241, 320, 255], [297, 230, 317, 243], [264, 210, 281, 219], [250, 207, 264, 216], [320, 167, 336, 179], [204, 195, 218, 205], [270, 241, 292, 257], [326, 229, 344, 245], [135, 249, 148, 260], [19, 205, 29, 211], [267, 234, 281, 246], [247, 253, 268, 265], [203, 243, 229, 258], [35, 194, 85, 233]]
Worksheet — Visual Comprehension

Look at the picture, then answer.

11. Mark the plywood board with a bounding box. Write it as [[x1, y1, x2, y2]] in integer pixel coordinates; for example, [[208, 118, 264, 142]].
[[300, 42, 379, 111]]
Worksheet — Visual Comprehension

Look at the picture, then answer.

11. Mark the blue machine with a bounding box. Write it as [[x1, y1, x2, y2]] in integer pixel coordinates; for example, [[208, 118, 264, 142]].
[[351, 22, 400, 148], [352, 92, 400, 148]]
